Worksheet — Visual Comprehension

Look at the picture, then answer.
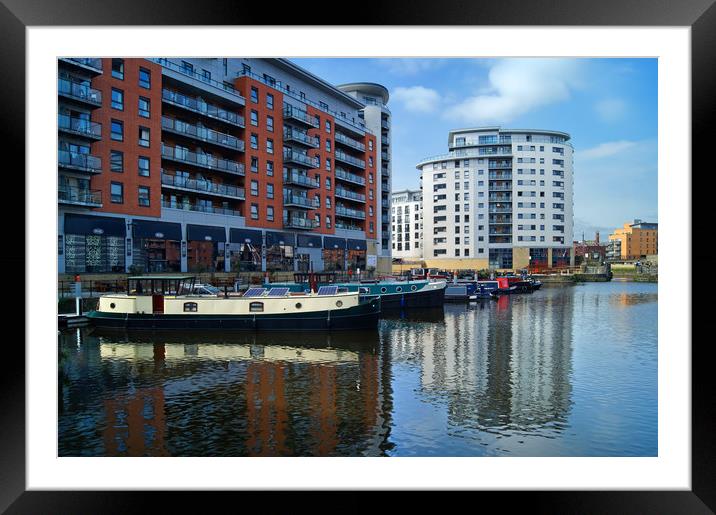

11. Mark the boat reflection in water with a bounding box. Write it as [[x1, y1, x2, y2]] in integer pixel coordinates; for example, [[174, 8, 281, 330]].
[[59, 327, 387, 457]]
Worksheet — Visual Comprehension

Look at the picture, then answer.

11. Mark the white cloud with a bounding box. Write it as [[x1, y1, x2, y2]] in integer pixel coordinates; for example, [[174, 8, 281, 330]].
[[595, 98, 628, 122], [392, 86, 441, 113], [443, 58, 583, 124], [578, 140, 638, 160]]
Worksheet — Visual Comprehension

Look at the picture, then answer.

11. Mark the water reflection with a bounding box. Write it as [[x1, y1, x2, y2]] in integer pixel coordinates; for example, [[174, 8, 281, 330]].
[[58, 282, 658, 457]]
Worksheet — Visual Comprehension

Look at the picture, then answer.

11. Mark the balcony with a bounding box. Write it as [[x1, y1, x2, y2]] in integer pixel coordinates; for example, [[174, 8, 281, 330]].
[[488, 161, 512, 169], [284, 217, 318, 230], [381, 119, 390, 130], [381, 151, 389, 161], [58, 186, 102, 207], [59, 58, 103, 75], [335, 221, 362, 232], [283, 171, 319, 189], [283, 195, 313, 209], [489, 194, 512, 202], [161, 145, 244, 176], [58, 150, 102, 174], [162, 89, 245, 127], [335, 168, 366, 186], [334, 131, 365, 152], [489, 172, 512, 180], [58, 114, 101, 140], [57, 78, 102, 107], [283, 106, 319, 128], [334, 188, 366, 203], [162, 116, 244, 152], [381, 165, 390, 177], [334, 150, 365, 169], [283, 128, 319, 148], [161, 173, 245, 200], [489, 236, 512, 244], [283, 148, 317, 168], [489, 216, 512, 224], [489, 186, 512, 192], [489, 206, 513, 213], [381, 135, 389, 146], [335, 206, 366, 220], [162, 200, 242, 217], [152, 58, 245, 105]]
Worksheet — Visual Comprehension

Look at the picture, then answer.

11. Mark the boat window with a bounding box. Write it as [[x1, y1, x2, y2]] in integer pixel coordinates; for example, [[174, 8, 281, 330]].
[[359, 287, 369, 294], [109, 303, 116, 309], [396, 286, 402, 292], [336, 300, 343, 307], [410, 285, 417, 291], [249, 302, 264, 312], [380, 287, 387, 293], [295, 302, 302, 309], [183, 302, 198, 312]]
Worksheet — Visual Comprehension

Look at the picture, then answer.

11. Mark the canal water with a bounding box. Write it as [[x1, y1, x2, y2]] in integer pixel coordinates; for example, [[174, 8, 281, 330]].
[[58, 281, 657, 457]]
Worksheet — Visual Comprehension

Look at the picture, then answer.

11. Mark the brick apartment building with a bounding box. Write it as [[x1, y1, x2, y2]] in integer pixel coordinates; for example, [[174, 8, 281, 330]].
[[58, 58, 390, 275]]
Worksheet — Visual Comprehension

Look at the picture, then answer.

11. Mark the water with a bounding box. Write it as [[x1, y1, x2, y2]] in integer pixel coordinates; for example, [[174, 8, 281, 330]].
[[58, 281, 657, 457]]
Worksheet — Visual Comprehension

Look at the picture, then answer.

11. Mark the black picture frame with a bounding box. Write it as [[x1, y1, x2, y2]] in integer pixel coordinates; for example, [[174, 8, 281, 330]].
[[4, 0, 710, 512]]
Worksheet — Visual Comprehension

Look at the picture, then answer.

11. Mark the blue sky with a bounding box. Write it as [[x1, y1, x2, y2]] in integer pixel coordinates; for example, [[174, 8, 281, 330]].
[[293, 58, 658, 240]]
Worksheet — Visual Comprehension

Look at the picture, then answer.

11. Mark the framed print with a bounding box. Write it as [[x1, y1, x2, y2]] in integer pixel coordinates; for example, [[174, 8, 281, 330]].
[[4, 0, 712, 512]]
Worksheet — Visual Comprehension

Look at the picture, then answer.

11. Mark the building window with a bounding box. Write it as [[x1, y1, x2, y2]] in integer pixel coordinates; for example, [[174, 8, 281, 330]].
[[266, 160, 274, 176], [183, 302, 198, 312], [267, 183, 274, 199], [326, 177, 331, 190], [266, 93, 274, 109], [181, 61, 193, 74], [249, 302, 264, 312], [250, 133, 258, 149], [326, 140, 332, 152], [251, 180, 258, 196], [326, 196, 331, 209], [138, 126, 150, 147], [326, 215, 331, 228], [110, 150, 123, 172], [201, 69, 211, 82], [138, 156, 150, 177], [325, 120, 331, 133], [267, 206, 274, 221], [138, 186, 150, 206], [267, 115, 274, 132], [326, 158, 331, 171], [266, 138, 274, 154], [111, 88, 123, 110], [250, 203, 259, 219], [111, 119, 123, 141], [139, 67, 151, 89], [110, 182, 123, 203], [250, 87, 258, 103], [111, 58, 124, 80], [250, 110, 258, 126], [251, 156, 258, 173], [138, 96, 150, 118]]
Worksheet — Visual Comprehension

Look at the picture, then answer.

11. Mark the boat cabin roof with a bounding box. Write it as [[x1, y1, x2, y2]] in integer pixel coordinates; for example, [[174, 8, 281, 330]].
[[128, 275, 196, 281]]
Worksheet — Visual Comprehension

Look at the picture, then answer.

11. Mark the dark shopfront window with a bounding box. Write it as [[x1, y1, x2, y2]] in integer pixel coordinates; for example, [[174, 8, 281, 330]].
[[187, 240, 224, 272], [266, 244, 294, 272], [552, 248, 570, 268], [133, 238, 181, 273], [228, 242, 261, 272], [346, 249, 366, 271], [64, 233, 125, 273], [322, 248, 345, 272]]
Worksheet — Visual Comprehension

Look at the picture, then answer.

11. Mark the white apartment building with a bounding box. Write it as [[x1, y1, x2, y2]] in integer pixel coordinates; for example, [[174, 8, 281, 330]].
[[338, 83, 392, 273], [416, 127, 574, 270], [390, 189, 423, 259]]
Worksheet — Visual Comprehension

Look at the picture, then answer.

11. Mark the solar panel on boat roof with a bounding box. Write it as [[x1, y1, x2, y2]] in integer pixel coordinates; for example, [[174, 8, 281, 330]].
[[267, 287, 290, 297], [243, 287, 267, 297], [317, 286, 338, 296]]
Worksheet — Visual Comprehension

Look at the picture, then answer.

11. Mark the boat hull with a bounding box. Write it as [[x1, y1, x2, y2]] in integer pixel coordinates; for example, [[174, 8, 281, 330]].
[[86, 298, 381, 331], [366, 283, 446, 310]]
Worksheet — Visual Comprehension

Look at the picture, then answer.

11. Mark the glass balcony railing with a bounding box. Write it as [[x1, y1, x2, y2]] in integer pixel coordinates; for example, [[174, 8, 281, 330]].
[[334, 150, 365, 169], [283, 172, 319, 188], [161, 144, 244, 175], [335, 168, 366, 186], [335, 221, 362, 231], [283, 106, 320, 128], [58, 186, 102, 206], [283, 148, 317, 168], [284, 217, 318, 230], [283, 195, 313, 209], [58, 150, 102, 173], [334, 188, 366, 203], [335, 206, 366, 220], [161, 173, 245, 199], [162, 89, 245, 127], [489, 172, 512, 179], [58, 114, 101, 139], [162, 200, 242, 217], [151, 58, 245, 103], [283, 128, 319, 148], [58, 78, 102, 106], [161, 116, 243, 151], [334, 131, 365, 152], [60, 58, 103, 73]]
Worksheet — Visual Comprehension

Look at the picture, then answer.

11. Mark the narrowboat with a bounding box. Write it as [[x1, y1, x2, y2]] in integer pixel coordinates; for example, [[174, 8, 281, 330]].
[[266, 273, 447, 309], [504, 275, 541, 293], [444, 283, 478, 302], [86, 275, 381, 331]]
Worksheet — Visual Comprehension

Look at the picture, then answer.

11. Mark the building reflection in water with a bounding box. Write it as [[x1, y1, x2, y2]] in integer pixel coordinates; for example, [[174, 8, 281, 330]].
[[384, 294, 574, 438], [58, 329, 387, 456]]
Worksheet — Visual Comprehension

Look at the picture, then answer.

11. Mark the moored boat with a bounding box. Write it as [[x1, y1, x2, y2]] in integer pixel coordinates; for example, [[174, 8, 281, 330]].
[[86, 275, 381, 331], [444, 283, 478, 302], [266, 273, 447, 310]]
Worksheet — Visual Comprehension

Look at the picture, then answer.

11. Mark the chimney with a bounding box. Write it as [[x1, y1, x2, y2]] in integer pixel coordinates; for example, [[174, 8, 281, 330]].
[[595, 232, 600, 244]]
